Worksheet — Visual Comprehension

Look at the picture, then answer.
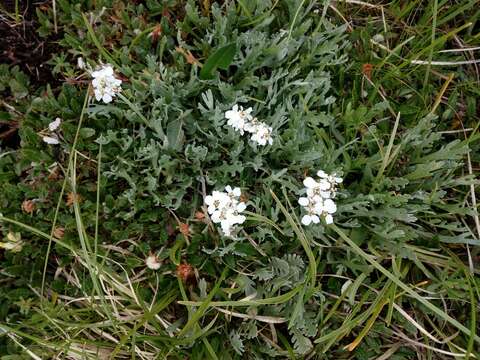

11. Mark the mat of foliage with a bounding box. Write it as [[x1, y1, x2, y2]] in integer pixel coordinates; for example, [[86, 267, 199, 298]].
[[0, 0, 479, 358]]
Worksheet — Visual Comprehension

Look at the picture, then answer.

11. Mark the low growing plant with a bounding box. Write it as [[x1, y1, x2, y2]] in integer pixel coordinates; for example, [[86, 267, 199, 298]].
[[0, 0, 479, 358]]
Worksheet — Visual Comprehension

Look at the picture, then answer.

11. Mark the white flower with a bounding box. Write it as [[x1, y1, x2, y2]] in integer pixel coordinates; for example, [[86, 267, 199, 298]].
[[205, 191, 230, 215], [298, 171, 342, 226], [205, 185, 247, 237], [225, 185, 241, 198], [236, 202, 247, 213], [304, 177, 330, 198], [42, 136, 60, 145], [323, 198, 337, 214], [225, 105, 253, 134], [145, 254, 161, 270], [301, 214, 320, 226], [225, 105, 274, 147], [303, 177, 321, 189], [48, 117, 61, 131], [298, 197, 309, 207], [243, 117, 258, 132], [324, 214, 334, 224], [250, 123, 273, 146], [209, 209, 220, 223], [316, 171, 343, 198], [226, 208, 246, 225], [317, 170, 343, 184], [91, 64, 122, 103]]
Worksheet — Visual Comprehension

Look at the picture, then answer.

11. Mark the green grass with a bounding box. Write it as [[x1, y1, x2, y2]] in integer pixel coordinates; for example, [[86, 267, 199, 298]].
[[0, 0, 479, 358]]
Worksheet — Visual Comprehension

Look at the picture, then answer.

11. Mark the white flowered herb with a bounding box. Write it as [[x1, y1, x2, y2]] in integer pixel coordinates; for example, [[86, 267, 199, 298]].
[[205, 185, 247, 237], [225, 105, 253, 135], [249, 122, 273, 146], [299, 170, 342, 226], [225, 105, 274, 146], [91, 64, 122, 103]]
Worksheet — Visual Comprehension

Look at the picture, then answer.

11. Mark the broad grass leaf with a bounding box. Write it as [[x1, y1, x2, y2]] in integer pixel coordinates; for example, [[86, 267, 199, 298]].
[[199, 43, 237, 80]]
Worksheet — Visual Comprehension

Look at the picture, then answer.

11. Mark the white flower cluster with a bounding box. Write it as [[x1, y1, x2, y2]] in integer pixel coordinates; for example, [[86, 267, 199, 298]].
[[205, 186, 247, 237], [298, 170, 342, 225], [225, 105, 273, 146], [91, 64, 122, 103]]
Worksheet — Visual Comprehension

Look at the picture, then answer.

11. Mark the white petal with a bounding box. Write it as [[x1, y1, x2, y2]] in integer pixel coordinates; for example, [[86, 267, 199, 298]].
[[48, 117, 61, 131], [320, 190, 331, 199], [317, 170, 327, 178], [42, 136, 60, 145], [298, 197, 309, 207], [207, 205, 217, 214], [313, 201, 324, 214], [324, 214, 334, 224], [236, 215, 246, 224], [225, 110, 236, 120], [244, 122, 257, 133], [303, 177, 317, 188], [319, 179, 331, 190], [103, 65, 114, 76], [236, 202, 246, 212], [323, 199, 337, 214], [211, 211, 222, 223], [103, 93, 113, 103], [216, 192, 230, 206], [301, 215, 312, 225], [311, 215, 320, 224], [204, 195, 214, 206], [225, 185, 232, 193], [306, 188, 315, 197], [232, 187, 241, 197], [335, 177, 343, 183], [221, 217, 232, 227]]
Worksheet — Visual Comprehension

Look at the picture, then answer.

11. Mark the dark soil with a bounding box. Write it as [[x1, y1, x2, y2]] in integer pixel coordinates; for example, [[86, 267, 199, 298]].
[[0, 0, 60, 86], [1, 0, 61, 148]]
